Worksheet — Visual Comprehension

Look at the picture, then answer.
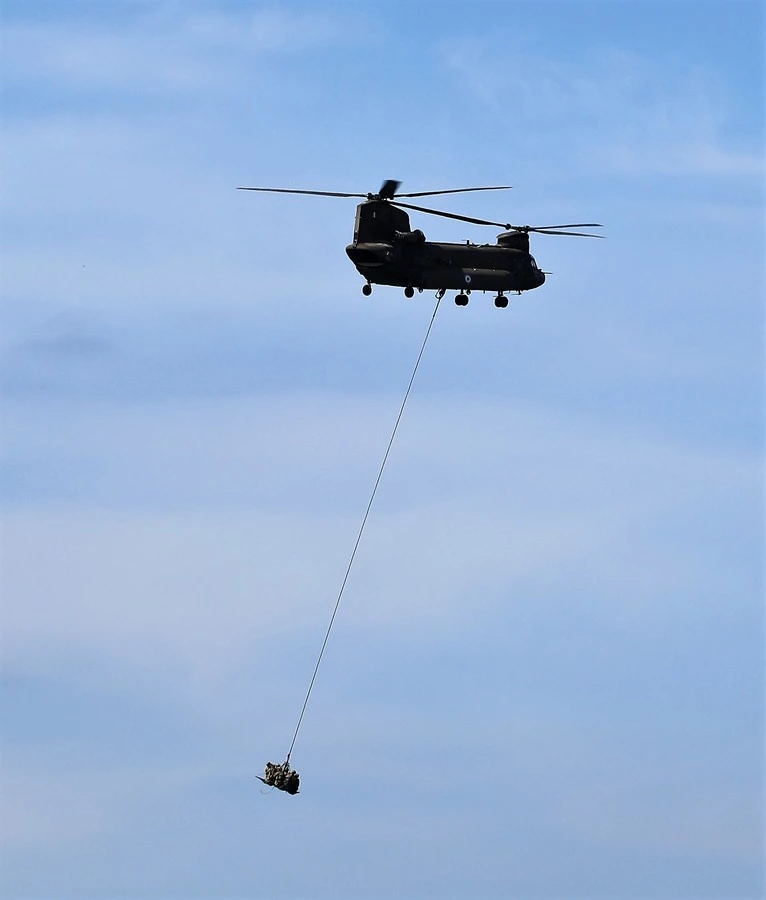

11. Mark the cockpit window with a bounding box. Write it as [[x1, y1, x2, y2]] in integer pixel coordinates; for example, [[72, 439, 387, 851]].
[[530, 256, 538, 269]]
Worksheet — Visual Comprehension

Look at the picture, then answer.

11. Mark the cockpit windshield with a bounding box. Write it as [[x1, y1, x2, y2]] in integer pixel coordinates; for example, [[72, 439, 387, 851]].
[[530, 256, 538, 269]]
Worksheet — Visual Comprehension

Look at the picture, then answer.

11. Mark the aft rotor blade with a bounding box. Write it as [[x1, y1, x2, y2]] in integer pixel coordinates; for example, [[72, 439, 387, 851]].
[[528, 223, 603, 231], [391, 200, 512, 229], [396, 185, 513, 198], [529, 227, 604, 238], [237, 187, 367, 198]]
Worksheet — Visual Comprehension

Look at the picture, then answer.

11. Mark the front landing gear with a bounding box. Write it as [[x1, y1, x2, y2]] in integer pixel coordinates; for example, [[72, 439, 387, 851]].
[[362, 283, 372, 296], [404, 286, 415, 299], [494, 294, 509, 308], [455, 293, 469, 306]]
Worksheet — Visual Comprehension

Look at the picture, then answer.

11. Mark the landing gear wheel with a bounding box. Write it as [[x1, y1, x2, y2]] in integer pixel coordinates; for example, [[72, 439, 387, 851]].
[[404, 286, 415, 299], [362, 283, 372, 296], [494, 294, 509, 308], [455, 293, 469, 306]]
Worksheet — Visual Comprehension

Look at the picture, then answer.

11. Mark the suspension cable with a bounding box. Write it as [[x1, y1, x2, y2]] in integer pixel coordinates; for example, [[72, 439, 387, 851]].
[[285, 293, 443, 763]]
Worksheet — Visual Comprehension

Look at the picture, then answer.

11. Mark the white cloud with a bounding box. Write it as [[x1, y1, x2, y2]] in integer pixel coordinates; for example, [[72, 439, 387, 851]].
[[1, 4, 762, 894], [443, 43, 763, 177], [2, 6, 357, 95], [0, 762, 210, 849], [0, 110, 353, 313], [2, 392, 757, 716]]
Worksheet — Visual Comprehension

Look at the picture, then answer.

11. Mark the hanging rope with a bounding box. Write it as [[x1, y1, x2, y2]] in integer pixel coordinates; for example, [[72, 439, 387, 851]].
[[284, 293, 443, 764]]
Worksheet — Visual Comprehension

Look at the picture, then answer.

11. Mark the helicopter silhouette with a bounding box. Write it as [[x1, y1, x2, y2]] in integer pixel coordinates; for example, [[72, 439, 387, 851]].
[[238, 179, 602, 308]]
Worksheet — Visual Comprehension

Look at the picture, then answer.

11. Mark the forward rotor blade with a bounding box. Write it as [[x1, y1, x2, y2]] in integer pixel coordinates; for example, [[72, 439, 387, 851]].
[[237, 187, 367, 198], [396, 185, 513, 198], [378, 179, 402, 200], [391, 200, 511, 229]]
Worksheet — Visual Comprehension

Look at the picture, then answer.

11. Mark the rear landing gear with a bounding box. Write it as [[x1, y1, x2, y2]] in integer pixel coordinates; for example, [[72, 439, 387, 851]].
[[494, 294, 509, 308], [455, 293, 469, 306], [404, 286, 415, 299], [362, 283, 372, 296]]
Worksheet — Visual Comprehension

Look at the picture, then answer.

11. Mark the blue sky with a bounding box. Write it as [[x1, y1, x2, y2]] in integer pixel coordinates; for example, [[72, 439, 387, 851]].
[[1, 1, 763, 898]]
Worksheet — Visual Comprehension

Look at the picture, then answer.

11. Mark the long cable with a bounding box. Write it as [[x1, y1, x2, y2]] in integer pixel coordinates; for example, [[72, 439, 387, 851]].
[[285, 293, 443, 763]]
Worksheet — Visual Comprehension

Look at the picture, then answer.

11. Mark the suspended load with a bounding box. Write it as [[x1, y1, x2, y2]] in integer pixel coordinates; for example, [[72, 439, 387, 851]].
[[258, 760, 300, 795]]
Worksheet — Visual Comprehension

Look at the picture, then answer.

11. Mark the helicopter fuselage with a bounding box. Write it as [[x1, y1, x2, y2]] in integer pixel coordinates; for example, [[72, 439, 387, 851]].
[[345, 198, 544, 295], [345, 237, 545, 294]]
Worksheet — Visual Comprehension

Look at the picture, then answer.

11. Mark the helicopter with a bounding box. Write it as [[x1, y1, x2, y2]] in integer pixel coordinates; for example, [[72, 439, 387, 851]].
[[238, 179, 602, 308]]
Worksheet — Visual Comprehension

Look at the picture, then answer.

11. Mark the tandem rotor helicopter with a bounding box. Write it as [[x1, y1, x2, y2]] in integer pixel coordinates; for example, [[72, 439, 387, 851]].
[[238, 179, 602, 308]]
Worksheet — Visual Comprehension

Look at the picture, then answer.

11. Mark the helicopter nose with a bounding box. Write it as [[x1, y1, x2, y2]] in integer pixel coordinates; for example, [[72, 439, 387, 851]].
[[535, 269, 546, 287]]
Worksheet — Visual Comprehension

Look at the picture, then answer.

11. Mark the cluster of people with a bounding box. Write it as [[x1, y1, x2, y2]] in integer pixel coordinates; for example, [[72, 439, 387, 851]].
[[260, 760, 300, 795]]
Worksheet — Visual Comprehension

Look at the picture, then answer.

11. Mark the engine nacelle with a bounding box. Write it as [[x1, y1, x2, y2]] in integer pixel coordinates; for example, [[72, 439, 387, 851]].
[[496, 230, 530, 252]]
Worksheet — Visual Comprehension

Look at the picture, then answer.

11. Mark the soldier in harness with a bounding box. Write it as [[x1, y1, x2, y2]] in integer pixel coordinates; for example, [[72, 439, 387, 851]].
[[258, 760, 300, 795]]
